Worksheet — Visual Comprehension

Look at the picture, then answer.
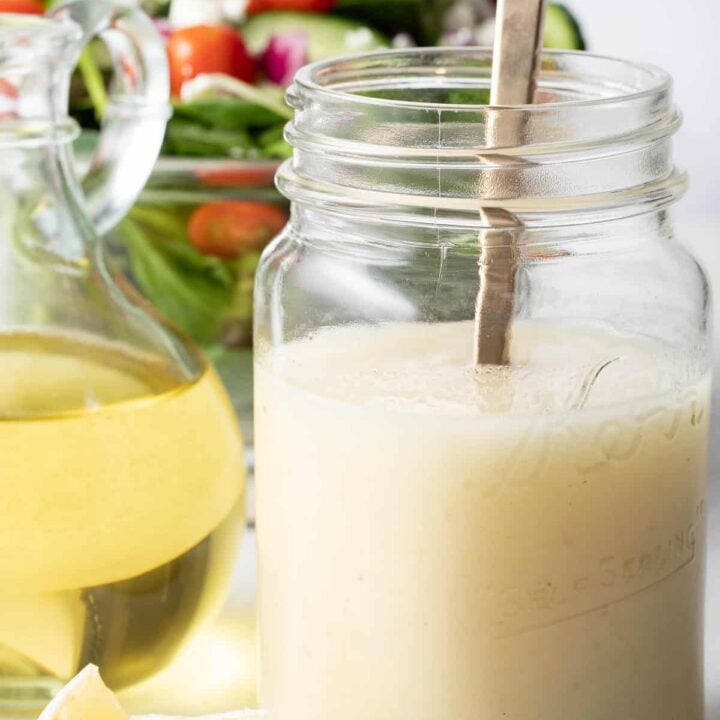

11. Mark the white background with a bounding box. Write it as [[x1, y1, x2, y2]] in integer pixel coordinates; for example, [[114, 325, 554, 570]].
[[566, 1, 720, 710], [567, 0, 720, 231]]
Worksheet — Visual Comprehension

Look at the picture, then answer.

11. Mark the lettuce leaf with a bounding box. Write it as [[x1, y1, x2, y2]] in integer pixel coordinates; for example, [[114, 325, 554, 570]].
[[120, 216, 234, 344]]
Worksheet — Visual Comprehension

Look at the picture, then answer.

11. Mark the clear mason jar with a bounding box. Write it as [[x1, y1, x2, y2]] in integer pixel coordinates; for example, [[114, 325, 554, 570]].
[[254, 49, 711, 720]]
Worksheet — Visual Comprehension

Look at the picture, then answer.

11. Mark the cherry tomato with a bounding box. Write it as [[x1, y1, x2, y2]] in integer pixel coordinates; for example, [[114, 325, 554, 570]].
[[247, 0, 335, 14], [0, 78, 18, 120], [188, 201, 288, 259], [0, 0, 44, 13], [196, 166, 277, 189], [0, 79, 17, 99], [167, 25, 255, 97]]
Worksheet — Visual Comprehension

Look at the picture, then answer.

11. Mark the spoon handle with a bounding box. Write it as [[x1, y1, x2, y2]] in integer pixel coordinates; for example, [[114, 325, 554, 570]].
[[474, 0, 548, 367], [491, 0, 548, 106]]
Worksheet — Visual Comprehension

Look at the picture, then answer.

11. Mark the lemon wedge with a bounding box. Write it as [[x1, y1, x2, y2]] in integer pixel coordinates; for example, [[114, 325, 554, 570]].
[[37, 665, 265, 720], [38, 665, 127, 720]]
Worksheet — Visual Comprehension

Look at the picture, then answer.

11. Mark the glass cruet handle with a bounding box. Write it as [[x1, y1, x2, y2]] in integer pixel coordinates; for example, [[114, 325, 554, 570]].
[[49, 0, 170, 236]]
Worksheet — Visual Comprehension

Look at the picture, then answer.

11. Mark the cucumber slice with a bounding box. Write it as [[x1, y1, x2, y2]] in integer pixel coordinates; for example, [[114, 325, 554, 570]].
[[544, 3, 586, 50], [334, 0, 454, 46], [241, 11, 390, 62]]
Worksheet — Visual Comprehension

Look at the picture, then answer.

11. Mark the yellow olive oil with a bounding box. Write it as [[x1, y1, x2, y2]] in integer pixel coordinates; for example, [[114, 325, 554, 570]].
[[0, 333, 245, 705]]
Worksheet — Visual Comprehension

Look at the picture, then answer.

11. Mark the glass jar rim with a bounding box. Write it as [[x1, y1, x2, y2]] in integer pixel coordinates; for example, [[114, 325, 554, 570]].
[[292, 47, 672, 113], [282, 47, 683, 225]]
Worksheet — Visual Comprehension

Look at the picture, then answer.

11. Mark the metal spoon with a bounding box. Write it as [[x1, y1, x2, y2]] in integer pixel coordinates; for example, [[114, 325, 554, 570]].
[[474, 0, 548, 366]]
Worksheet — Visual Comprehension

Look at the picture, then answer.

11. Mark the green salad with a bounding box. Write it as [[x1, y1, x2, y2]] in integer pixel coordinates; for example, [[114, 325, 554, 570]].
[[67, 0, 585, 163]]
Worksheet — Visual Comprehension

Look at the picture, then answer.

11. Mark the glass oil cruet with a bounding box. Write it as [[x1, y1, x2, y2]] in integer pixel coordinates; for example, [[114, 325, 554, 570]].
[[0, 0, 246, 709]]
